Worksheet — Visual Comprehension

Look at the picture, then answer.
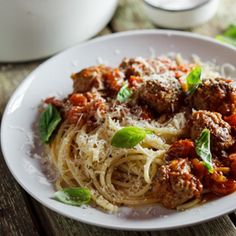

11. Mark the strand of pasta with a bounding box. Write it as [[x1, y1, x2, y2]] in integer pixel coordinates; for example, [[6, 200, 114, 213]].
[[51, 123, 161, 208], [47, 111, 187, 211], [66, 156, 118, 212], [51, 124, 118, 211]]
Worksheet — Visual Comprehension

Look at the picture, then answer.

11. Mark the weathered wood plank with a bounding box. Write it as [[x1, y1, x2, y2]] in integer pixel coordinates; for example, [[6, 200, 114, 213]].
[[28, 198, 236, 236], [31, 199, 150, 236], [0, 62, 40, 116], [0, 62, 41, 236], [0, 151, 40, 236]]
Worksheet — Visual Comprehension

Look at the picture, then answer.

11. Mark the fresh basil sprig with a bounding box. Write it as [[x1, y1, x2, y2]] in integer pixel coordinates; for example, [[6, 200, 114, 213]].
[[216, 35, 236, 47], [53, 187, 91, 206], [222, 24, 236, 38], [186, 66, 202, 94], [111, 126, 151, 148], [195, 128, 214, 173], [39, 104, 61, 143], [216, 24, 236, 47], [117, 83, 132, 102]]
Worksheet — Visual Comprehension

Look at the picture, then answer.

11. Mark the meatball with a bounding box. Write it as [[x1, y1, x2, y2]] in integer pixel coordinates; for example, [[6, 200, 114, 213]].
[[153, 158, 203, 209], [138, 76, 183, 113], [189, 110, 234, 152], [189, 78, 236, 116], [119, 57, 162, 79], [72, 66, 121, 93], [166, 139, 196, 161]]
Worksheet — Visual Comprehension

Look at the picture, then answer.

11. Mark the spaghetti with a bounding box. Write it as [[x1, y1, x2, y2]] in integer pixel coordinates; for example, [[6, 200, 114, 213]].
[[49, 110, 186, 212], [39, 54, 236, 212]]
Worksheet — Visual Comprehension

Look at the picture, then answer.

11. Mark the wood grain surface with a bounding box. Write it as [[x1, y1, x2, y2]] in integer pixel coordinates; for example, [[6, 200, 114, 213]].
[[1, 0, 236, 235]]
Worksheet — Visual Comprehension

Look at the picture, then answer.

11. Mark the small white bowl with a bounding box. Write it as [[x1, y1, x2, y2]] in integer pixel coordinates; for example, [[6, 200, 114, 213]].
[[143, 0, 220, 29], [0, 0, 118, 62]]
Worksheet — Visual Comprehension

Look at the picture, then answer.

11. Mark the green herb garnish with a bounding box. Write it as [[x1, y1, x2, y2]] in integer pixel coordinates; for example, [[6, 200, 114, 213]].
[[216, 24, 236, 47], [53, 187, 91, 206], [111, 126, 151, 148], [39, 104, 61, 143], [216, 35, 236, 47], [195, 128, 214, 173], [117, 83, 132, 102], [186, 66, 202, 94]]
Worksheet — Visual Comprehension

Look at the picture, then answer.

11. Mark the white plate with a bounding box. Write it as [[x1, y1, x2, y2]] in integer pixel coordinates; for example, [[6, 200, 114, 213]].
[[1, 30, 236, 231]]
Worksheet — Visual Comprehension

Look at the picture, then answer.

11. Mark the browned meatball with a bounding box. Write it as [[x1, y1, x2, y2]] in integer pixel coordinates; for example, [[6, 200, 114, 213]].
[[189, 78, 236, 116], [71, 66, 118, 93], [153, 158, 203, 209], [119, 57, 161, 79], [166, 139, 196, 161], [189, 110, 234, 152], [138, 77, 183, 113]]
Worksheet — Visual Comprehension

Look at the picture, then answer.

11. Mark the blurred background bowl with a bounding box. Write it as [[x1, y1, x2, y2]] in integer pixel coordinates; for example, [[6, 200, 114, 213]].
[[0, 0, 118, 62], [143, 0, 220, 29]]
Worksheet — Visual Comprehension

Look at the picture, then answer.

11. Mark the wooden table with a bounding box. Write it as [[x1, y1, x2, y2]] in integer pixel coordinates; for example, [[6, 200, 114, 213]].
[[1, 0, 236, 235]]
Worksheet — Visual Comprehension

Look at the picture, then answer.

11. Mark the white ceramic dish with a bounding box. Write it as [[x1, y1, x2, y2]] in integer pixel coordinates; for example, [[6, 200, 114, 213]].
[[143, 0, 220, 29], [1, 30, 236, 231], [0, 0, 117, 62]]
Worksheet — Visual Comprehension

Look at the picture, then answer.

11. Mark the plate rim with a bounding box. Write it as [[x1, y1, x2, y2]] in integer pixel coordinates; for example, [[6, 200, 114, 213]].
[[1, 29, 236, 231]]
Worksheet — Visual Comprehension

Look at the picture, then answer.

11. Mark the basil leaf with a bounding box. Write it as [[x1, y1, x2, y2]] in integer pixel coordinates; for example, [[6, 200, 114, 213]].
[[53, 187, 91, 206], [216, 24, 236, 47], [223, 24, 236, 38], [186, 66, 202, 94], [117, 83, 132, 102], [111, 126, 147, 148], [195, 128, 214, 173], [216, 35, 236, 47], [39, 104, 61, 143]]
